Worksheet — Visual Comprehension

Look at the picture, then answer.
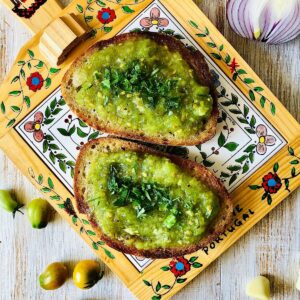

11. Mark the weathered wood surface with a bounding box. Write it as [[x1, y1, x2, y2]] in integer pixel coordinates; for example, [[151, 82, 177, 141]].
[[0, 0, 299, 299]]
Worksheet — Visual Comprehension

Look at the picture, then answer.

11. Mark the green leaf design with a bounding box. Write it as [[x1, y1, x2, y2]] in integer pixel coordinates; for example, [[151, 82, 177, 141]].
[[49, 152, 55, 163], [92, 242, 99, 250], [38, 174, 43, 184], [50, 98, 57, 110], [49, 144, 59, 150], [76, 4, 83, 13], [77, 127, 88, 138], [24, 96, 30, 108], [189, 256, 198, 263], [250, 115, 256, 128], [254, 86, 264, 92], [211, 53, 222, 60], [227, 165, 241, 172], [243, 78, 255, 84], [202, 160, 215, 167], [291, 167, 296, 177], [229, 174, 238, 185], [218, 132, 226, 147], [288, 147, 295, 155], [290, 160, 299, 165], [235, 155, 247, 163], [242, 163, 249, 174], [96, 0, 106, 7], [237, 69, 247, 75], [11, 76, 19, 83], [229, 109, 242, 114], [219, 44, 224, 51], [196, 33, 207, 37], [9, 90, 21, 96], [245, 127, 256, 134], [103, 27, 113, 33], [7, 119, 16, 127], [237, 117, 248, 124], [155, 281, 161, 292], [143, 280, 151, 286], [225, 54, 231, 64], [97, 240, 105, 245], [249, 90, 255, 101], [224, 142, 239, 151], [270, 102, 276, 115], [243, 104, 249, 117], [58, 128, 71, 136], [18, 61, 25, 66], [48, 177, 54, 189], [52, 108, 62, 115], [87, 230, 96, 236], [220, 172, 230, 178], [27, 49, 34, 58], [231, 94, 238, 104], [88, 131, 100, 141], [162, 285, 171, 289], [41, 187, 51, 193], [207, 42, 216, 48], [273, 162, 279, 173], [43, 141, 48, 153], [192, 262, 202, 268], [104, 248, 115, 259], [189, 20, 198, 29], [50, 195, 60, 200], [49, 67, 60, 74], [85, 16, 93, 22], [11, 106, 20, 112], [152, 296, 161, 300], [0, 101, 6, 114], [59, 161, 67, 173], [244, 144, 256, 153], [249, 185, 262, 190], [45, 78, 51, 89], [260, 96, 266, 108], [35, 61, 44, 69], [161, 266, 170, 271], [267, 194, 272, 205], [284, 179, 290, 191], [176, 278, 187, 284], [20, 69, 25, 79], [82, 219, 90, 225], [122, 5, 135, 13]]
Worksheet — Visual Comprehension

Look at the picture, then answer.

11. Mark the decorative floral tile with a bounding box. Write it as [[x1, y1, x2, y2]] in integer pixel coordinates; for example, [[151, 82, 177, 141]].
[[15, 0, 287, 272]]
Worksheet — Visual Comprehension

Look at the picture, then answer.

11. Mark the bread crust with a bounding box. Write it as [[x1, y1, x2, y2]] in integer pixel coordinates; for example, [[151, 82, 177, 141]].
[[61, 32, 218, 146], [74, 137, 233, 259]]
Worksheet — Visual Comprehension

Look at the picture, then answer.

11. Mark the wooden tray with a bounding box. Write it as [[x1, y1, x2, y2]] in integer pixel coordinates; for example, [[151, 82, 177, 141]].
[[0, 0, 300, 299]]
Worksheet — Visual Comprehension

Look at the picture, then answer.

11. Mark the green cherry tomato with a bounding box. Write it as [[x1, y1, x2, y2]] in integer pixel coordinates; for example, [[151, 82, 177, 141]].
[[26, 198, 51, 229], [73, 260, 103, 289], [39, 262, 68, 290], [0, 190, 23, 217]]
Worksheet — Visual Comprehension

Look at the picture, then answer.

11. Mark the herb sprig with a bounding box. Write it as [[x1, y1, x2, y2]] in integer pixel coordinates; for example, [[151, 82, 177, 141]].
[[107, 163, 179, 226], [100, 60, 185, 112]]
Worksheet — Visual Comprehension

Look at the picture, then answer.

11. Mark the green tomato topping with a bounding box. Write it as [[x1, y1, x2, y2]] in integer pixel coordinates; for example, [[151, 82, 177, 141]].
[[85, 151, 220, 250]]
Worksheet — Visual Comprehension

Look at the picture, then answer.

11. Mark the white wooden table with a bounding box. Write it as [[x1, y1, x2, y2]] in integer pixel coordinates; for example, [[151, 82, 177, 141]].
[[0, 1, 299, 299]]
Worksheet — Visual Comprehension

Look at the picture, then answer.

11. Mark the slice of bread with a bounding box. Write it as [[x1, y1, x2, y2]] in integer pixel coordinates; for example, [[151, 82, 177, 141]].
[[62, 32, 218, 146], [74, 137, 233, 258]]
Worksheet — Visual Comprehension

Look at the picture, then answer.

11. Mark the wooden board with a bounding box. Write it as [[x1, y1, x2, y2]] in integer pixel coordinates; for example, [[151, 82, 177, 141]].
[[0, 0, 300, 299]]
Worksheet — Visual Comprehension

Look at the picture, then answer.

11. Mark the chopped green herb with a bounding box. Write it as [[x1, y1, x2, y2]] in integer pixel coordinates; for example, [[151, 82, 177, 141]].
[[99, 60, 186, 112], [107, 163, 179, 223]]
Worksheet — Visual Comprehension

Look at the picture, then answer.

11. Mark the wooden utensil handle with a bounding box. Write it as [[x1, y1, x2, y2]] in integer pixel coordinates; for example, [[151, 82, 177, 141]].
[[0, 0, 63, 33]]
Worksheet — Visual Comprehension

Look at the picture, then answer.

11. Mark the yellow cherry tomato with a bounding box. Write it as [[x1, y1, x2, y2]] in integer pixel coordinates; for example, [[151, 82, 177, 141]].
[[39, 262, 68, 290], [73, 260, 103, 289]]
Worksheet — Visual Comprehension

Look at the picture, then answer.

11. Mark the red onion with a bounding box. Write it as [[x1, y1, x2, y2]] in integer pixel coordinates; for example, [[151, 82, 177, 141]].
[[226, 0, 300, 44]]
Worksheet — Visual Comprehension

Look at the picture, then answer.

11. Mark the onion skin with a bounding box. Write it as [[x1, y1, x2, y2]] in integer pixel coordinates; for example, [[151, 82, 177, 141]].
[[226, 0, 300, 44]]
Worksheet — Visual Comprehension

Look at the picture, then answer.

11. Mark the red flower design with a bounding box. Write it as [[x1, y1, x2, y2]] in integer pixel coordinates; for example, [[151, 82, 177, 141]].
[[97, 8, 116, 24], [229, 58, 239, 74], [169, 257, 191, 277], [24, 111, 44, 142], [262, 172, 282, 194], [26, 72, 43, 92]]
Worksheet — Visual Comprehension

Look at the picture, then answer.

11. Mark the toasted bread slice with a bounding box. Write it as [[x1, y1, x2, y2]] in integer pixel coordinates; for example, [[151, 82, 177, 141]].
[[62, 32, 218, 146], [74, 137, 233, 258]]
